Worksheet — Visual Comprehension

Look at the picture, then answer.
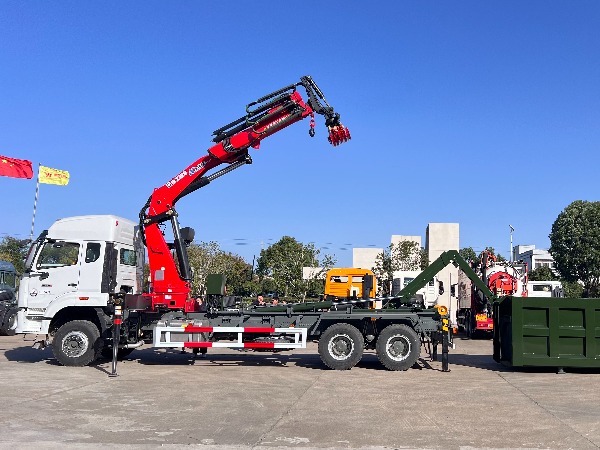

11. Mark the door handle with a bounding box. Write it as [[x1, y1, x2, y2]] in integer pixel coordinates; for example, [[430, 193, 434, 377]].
[[68, 283, 77, 287]]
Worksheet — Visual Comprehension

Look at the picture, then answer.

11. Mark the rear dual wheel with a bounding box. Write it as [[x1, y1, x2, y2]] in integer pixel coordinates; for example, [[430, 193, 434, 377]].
[[376, 324, 420, 371]]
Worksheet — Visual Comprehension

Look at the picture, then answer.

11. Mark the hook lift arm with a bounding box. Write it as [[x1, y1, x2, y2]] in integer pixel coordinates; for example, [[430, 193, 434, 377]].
[[139, 76, 350, 312]]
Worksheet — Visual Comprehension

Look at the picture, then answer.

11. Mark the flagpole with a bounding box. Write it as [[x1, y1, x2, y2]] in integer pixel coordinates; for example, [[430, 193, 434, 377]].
[[29, 163, 41, 241]]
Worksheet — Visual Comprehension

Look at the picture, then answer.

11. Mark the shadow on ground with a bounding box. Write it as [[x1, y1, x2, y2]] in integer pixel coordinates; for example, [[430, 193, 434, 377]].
[[6, 340, 599, 375]]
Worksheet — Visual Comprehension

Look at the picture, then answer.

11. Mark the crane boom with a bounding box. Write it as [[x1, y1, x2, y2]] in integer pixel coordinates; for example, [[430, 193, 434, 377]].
[[139, 76, 350, 312]]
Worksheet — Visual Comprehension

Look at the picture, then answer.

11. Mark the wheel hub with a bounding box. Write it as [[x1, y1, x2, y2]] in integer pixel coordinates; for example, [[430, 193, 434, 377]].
[[386, 336, 411, 361], [328, 334, 354, 360], [61, 331, 89, 358]]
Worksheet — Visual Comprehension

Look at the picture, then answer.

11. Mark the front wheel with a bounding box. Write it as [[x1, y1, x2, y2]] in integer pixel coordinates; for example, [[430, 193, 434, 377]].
[[52, 320, 102, 366], [376, 324, 420, 371], [318, 323, 364, 370]]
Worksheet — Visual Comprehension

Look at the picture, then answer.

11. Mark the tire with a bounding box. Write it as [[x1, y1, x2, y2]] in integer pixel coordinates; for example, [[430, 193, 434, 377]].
[[318, 323, 364, 370], [1, 308, 17, 336], [100, 346, 135, 360], [52, 320, 102, 367], [465, 312, 473, 339], [376, 324, 420, 371], [0, 307, 8, 336]]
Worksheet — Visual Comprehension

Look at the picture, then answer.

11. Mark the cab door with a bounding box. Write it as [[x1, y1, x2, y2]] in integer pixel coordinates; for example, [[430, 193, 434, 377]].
[[25, 241, 81, 310]]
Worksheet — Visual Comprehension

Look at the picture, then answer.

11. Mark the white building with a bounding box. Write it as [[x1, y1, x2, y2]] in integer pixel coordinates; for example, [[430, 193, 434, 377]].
[[353, 226, 459, 323], [426, 223, 459, 323], [513, 245, 556, 272], [352, 247, 382, 271]]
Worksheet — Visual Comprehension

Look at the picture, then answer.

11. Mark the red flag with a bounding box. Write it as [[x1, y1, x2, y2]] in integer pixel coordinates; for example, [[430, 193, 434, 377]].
[[0, 155, 33, 179]]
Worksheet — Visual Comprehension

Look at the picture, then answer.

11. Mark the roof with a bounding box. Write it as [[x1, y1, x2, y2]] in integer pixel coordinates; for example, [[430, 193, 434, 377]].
[[0, 260, 16, 272]]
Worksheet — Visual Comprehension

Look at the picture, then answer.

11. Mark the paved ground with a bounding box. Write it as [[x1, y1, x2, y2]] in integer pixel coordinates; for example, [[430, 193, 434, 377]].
[[0, 333, 599, 450]]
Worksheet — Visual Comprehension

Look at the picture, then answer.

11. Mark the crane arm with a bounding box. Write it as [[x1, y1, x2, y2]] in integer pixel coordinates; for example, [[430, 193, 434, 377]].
[[139, 76, 350, 312], [387, 250, 497, 309]]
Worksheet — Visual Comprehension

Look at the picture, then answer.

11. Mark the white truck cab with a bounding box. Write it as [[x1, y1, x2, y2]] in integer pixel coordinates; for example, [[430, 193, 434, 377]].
[[16, 215, 144, 336], [392, 270, 440, 309]]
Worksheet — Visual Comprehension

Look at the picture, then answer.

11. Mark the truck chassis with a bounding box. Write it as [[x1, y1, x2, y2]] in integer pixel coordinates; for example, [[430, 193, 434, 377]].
[[47, 297, 450, 374]]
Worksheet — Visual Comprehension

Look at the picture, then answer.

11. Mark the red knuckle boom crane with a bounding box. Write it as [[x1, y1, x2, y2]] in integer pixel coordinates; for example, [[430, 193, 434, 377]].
[[139, 76, 350, 312]]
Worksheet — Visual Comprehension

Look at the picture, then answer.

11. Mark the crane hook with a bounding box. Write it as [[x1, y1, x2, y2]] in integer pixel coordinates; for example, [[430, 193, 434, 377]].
[[309, 113, 316, 138]]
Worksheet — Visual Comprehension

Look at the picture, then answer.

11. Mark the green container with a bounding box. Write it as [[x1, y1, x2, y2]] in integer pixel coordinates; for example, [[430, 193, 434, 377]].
[[493, 296, 600, 368]]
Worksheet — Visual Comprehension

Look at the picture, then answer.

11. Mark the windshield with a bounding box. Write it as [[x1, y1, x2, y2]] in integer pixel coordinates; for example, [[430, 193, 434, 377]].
[[24, 231, 48, 271], [36, 241, 80, 269], [0, 270, 16, 291]]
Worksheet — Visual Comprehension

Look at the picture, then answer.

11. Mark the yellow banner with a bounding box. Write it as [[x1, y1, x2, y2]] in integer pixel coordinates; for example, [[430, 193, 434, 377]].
[[39, 165, 70, 185]]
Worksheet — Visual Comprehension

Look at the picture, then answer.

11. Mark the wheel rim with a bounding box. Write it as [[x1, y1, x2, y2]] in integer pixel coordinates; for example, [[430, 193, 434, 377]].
[[328, 333, 354, 361], [61, 331, 89, 358], [385, 335, 411, 361]]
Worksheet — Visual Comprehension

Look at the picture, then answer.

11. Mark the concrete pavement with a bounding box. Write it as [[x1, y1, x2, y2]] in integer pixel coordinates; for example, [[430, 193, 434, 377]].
[[0, 334, 599, 449]]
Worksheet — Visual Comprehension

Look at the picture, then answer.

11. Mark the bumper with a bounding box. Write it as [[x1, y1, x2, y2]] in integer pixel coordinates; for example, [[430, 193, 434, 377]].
[[15, 309, 50, 334]]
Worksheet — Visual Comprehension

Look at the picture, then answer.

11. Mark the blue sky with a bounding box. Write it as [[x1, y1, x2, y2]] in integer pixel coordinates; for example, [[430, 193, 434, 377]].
[[1, 1, 599, 267]]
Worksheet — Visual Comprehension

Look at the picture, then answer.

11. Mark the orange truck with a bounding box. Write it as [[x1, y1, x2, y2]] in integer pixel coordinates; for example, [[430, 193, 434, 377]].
[[323, 268, 376, 303]]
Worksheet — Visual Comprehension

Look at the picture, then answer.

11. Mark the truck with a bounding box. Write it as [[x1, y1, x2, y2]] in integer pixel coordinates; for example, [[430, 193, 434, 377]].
[[527, 280, 563, 298], [15, 75, 452, 374], [323, 268, 376, 303], [391, 270, 440, 309], [456, 252, 527, 337], [0, 260, 18, 336]]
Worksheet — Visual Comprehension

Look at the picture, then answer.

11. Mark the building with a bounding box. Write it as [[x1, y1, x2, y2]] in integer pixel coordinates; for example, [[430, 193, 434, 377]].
[[352, 247, 382, 271], [352, 225, 460, 323], [426, 223, 459, 323], [513, 245, 556, 272]]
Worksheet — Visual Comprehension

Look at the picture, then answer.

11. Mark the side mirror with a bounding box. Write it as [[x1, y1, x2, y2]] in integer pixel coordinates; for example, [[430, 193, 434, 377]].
[[438, 281, 445, 295], [39, 272, 49, 280]]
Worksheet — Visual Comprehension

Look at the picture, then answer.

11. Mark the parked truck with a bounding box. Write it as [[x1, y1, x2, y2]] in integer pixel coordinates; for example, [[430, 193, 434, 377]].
[[0, 260, 18, 336], [392, 270, 440, 309], [15, 76, 452, 374], [527, 280, 563, 298], [456, 252, 527, 337], [323, 268, 376, 303]]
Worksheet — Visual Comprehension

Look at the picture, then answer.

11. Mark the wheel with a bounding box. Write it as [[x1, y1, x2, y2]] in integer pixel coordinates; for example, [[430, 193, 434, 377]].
[[376, 324, 420, 371], [318, 323, 364, 370], [100, 346, 135, 360], [465, 312, 473, 339], [1, 308, 17, 336], [52, 320, 101, 366]]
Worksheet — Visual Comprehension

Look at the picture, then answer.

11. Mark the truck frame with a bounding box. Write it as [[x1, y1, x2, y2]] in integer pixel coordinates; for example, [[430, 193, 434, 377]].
[[15, 75, 452, 374]]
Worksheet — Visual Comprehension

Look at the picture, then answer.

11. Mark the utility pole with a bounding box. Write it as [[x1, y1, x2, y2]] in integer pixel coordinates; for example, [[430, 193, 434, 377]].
[[509, 225, 515, 262]]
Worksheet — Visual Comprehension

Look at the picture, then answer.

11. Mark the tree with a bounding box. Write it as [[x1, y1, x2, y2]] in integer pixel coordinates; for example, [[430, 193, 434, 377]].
[[0, 236, 30, 276], [480, 246, 506, 263], [256, 237, 336, 300], [459, 247, 477, 264], [187, 241, 252, 296], [561, 281, 584, 299], [528, 266, 558, 282], [372, 241, 426, 296], [549, 200, 600, 297], [419, 247, 429, 270]]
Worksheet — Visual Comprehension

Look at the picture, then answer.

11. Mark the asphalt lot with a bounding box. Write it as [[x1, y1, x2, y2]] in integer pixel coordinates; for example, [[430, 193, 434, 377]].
[[1, 333, 599, 450]]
